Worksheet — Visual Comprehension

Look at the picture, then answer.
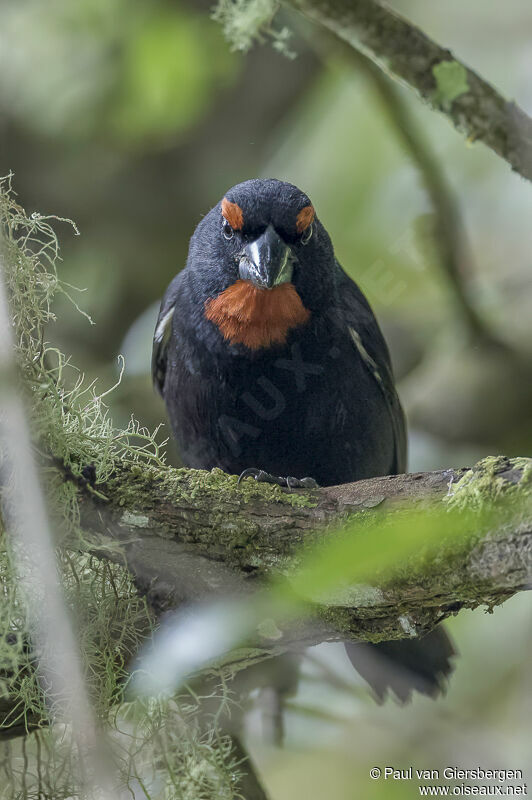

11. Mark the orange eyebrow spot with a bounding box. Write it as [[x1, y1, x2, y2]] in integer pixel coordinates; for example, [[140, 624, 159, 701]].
[[221, 197, 244, 231], [296, 205, 315, 233]]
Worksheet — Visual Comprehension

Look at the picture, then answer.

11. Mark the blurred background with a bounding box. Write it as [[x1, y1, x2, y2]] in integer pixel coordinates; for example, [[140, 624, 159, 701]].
[[1, 0, 531, 796]]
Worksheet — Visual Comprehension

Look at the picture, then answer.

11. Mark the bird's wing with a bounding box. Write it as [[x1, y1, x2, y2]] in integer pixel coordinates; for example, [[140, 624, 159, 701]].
[[151, 273, 183, 397], [336, 263, 407, 473]]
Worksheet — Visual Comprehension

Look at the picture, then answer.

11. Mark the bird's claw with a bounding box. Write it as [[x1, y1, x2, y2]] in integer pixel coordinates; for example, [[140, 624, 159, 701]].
[[238, 467, 318, 490]]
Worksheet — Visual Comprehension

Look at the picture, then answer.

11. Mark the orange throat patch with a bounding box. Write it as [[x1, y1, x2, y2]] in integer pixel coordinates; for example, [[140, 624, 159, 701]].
[[204, 280, 310, 350]]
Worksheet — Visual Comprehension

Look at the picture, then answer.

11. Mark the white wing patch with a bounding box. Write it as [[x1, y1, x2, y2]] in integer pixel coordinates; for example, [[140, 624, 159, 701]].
[[153, 305, 176, 395], [348, 326, 384, 389], [154, 306, 175, 344]]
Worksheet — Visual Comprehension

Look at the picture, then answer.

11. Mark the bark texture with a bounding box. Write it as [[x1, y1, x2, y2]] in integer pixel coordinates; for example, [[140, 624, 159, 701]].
[[71, 456, 532, 674]]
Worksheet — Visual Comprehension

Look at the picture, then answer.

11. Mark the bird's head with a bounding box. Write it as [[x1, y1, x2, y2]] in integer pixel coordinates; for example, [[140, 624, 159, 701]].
[[186, 178, 336, 351]]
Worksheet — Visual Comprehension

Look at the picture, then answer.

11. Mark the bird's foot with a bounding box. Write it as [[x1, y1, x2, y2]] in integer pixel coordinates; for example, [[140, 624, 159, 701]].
[[238, 467, 318, 490]]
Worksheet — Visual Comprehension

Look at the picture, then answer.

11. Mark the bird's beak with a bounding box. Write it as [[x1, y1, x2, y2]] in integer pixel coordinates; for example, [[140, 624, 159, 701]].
[[239, 225, 294, 289]]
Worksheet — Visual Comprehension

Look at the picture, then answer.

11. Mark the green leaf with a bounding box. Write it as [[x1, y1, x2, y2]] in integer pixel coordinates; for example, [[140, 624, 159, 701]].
[[432, 60, 469, 108]]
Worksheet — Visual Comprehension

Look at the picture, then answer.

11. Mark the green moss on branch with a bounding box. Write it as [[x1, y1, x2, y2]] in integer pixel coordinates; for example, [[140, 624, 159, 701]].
[[445, 456, 532, 511]]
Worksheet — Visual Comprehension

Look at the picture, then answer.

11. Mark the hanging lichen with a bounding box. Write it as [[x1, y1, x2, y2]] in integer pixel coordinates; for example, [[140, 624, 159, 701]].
[[0, 173, 245, 799]]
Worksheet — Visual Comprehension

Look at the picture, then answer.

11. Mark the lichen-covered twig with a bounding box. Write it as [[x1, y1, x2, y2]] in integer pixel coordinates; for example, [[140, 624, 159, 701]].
[[287, 0, 532, 181]]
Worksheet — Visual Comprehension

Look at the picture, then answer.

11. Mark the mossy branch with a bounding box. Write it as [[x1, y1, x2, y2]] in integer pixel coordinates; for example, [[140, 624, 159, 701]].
[[67, 455, 532, 677], [286, 0, 532, 181]]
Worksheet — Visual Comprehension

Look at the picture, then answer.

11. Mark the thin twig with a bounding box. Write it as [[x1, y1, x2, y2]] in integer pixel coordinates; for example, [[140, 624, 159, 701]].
[[336, 38, 496, 343], [288, 0, 532, 181]]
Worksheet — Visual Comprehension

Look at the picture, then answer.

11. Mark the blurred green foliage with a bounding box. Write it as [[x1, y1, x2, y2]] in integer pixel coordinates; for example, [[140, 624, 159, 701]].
[[0, 0, 238, 146], [111, 8, 237, 145]]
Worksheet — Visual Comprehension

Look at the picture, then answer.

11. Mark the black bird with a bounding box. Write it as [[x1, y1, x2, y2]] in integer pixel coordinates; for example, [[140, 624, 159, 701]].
[[152, 178, 455, 702]]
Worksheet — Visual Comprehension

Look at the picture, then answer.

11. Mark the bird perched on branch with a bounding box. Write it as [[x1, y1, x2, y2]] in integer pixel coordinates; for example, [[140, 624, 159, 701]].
[[152, 178, 455, 702]]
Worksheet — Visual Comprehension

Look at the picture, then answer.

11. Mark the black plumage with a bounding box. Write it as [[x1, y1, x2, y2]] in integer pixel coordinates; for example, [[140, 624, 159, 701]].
[[152, 178, 454, 701]]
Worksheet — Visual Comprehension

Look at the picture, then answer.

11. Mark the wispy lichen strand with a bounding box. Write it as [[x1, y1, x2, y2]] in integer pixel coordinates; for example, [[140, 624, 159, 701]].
[[0, 173, 244, 799]]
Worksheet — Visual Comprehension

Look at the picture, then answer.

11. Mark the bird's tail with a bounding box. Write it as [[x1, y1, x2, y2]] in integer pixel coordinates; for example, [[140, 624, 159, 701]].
[[344, 626, 456, 703]]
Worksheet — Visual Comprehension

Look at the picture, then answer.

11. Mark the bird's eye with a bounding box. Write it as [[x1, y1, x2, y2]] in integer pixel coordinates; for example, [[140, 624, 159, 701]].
[[222, 219, 234, 240], [300, 223, 313, 245]]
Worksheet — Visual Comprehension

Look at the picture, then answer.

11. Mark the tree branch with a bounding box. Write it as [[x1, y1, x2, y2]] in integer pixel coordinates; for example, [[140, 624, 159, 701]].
[[287, 0, 532, 181], [67, 456, 532, 675], [328, 37, 495, 343]]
